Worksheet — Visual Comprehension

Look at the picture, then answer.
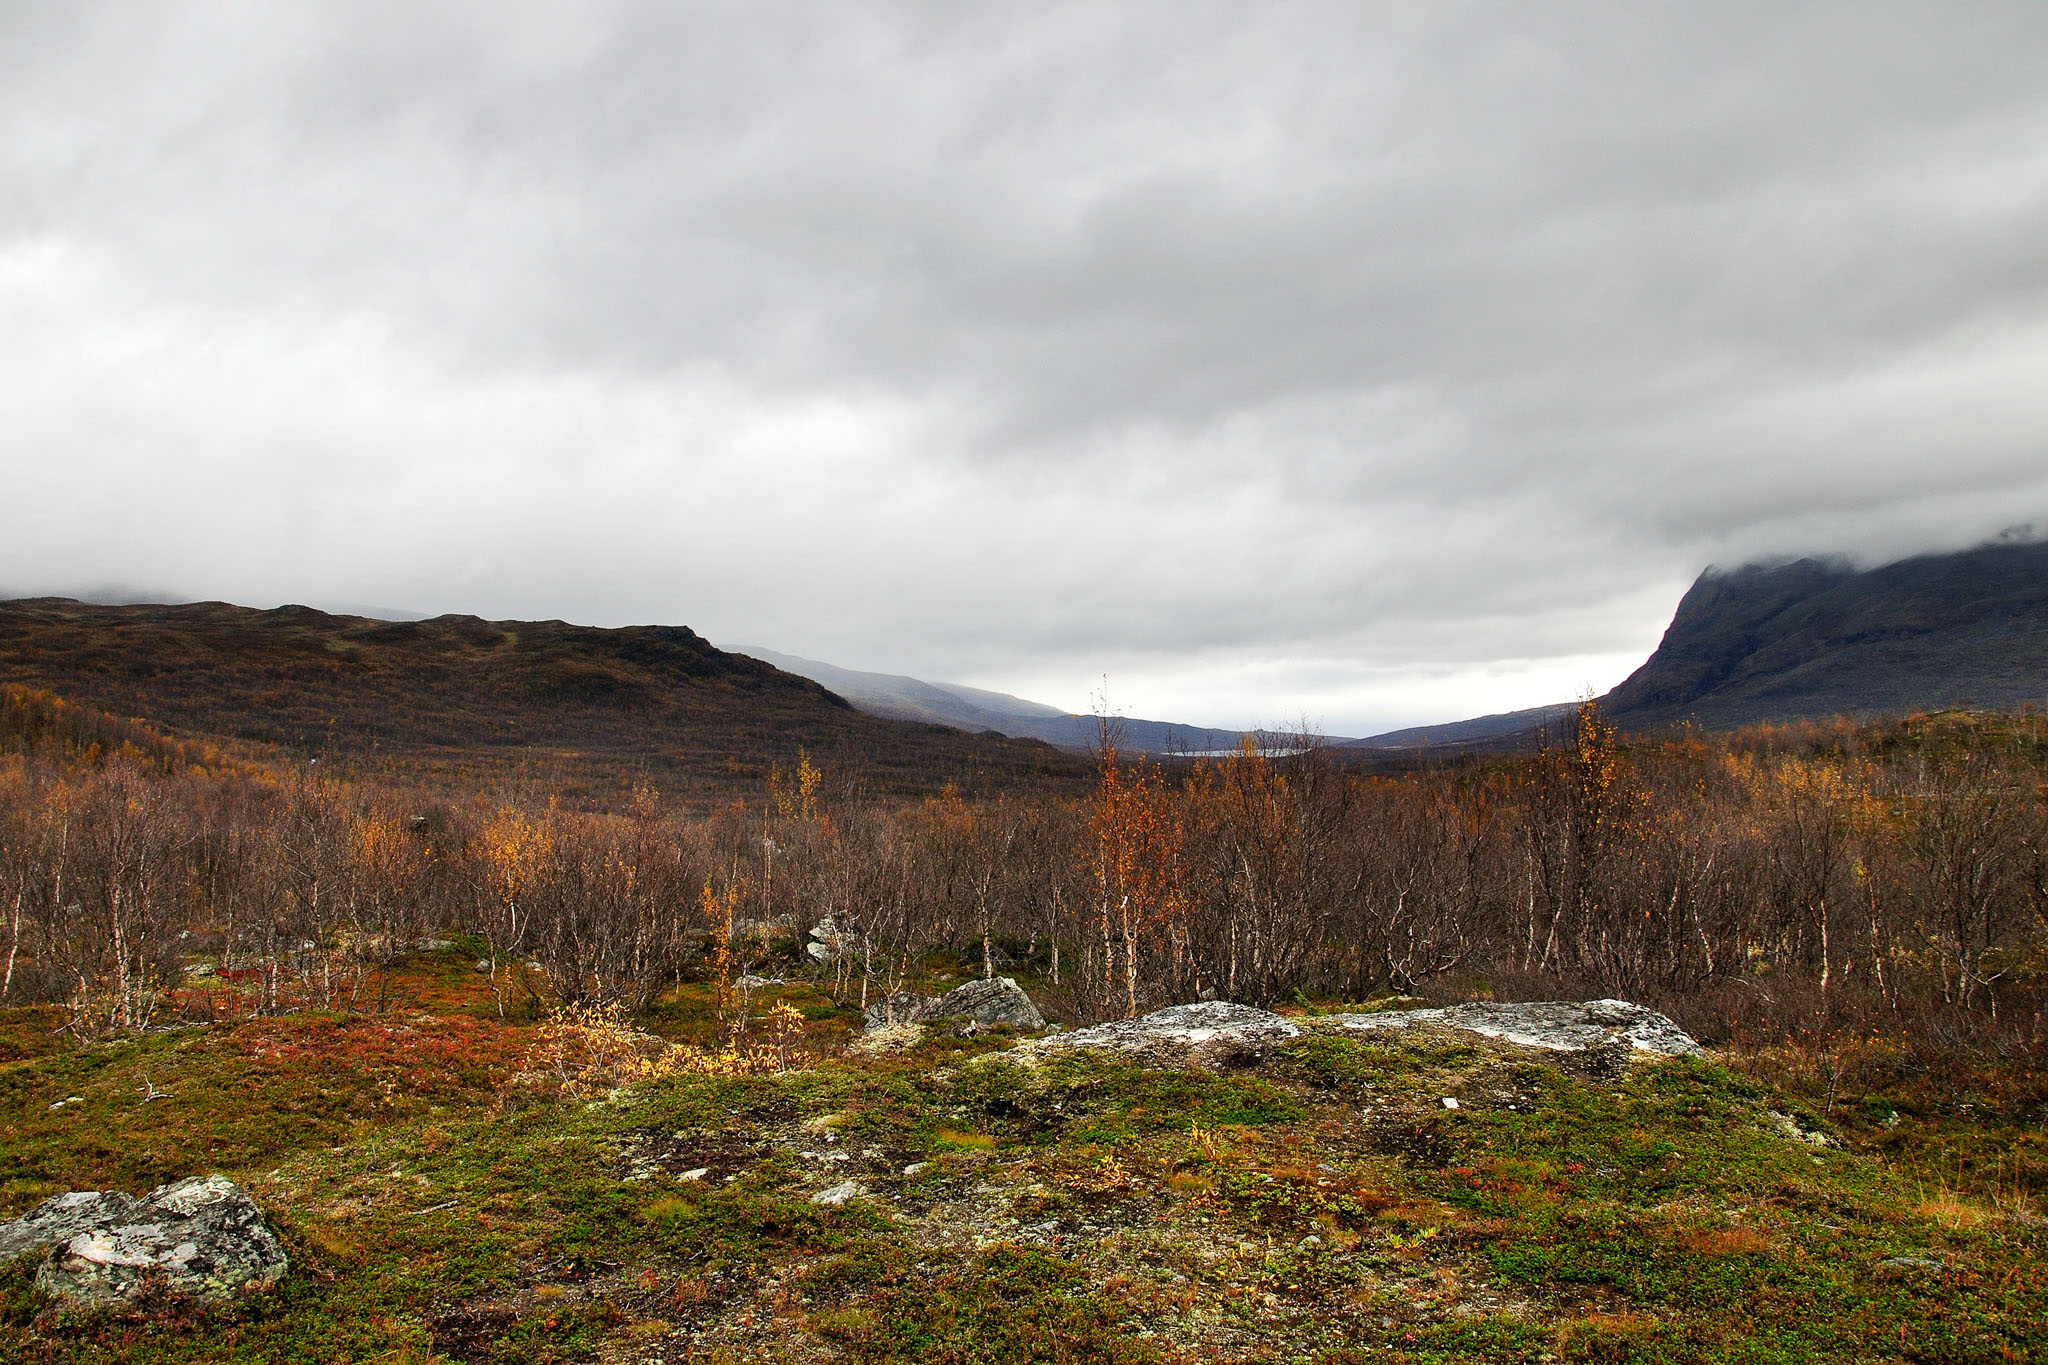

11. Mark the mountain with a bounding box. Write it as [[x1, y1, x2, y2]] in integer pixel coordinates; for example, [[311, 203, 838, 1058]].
[[736, 646, 1261, 754], [1342, 701, 1580, 753], [0, 599, 1088, 799], [1340, 538, 2048, 759], [1603, 540, 2048, 731]]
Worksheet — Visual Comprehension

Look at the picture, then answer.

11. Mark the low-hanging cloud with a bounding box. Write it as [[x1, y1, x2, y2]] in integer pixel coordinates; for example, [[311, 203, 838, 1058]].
[[4, 1, 2046, 734]]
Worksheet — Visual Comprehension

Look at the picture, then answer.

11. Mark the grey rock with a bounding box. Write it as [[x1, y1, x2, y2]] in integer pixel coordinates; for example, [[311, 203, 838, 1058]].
[[1037, 1001, 1301, 1068], [1033, 997, 1702, 1070], [861, 991, 928, 1029], [806, 915, 863, 965], [810, 1181, 862, 1206], [861, 977, 1045, 1032], [928, 977, 1046, 1031], [3, 1176, 288, 1306], [0, 1190, 139, 1263], [1323, 998, 1704, 1058], [1880, 1254, 1946, 1272]]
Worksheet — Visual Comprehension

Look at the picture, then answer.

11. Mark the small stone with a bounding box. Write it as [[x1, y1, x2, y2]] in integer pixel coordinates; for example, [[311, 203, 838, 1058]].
[[680, 1168, 710, 1182], [902, 1162, 931, 1177], [1880, 1255, 1945, 1272], [1767, 1111, 1837, 1147], [1441, 1097, 1460, 1110], [810, 1182, 862, 1207]]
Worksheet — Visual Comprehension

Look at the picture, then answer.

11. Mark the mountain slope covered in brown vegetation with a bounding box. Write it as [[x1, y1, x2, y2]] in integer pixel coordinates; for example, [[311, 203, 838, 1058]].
[[0, 598, 1087, 800]]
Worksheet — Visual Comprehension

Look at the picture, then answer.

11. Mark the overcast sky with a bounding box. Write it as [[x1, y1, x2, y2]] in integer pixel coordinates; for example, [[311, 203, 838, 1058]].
[[4, 2, 2046, 735]]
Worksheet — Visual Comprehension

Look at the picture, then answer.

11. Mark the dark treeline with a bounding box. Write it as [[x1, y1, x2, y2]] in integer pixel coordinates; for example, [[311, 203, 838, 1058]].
[[3, 685, 2045, 1054]]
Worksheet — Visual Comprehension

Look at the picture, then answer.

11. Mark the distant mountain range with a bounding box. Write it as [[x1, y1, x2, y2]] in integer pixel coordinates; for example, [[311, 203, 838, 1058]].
[[755, 539, 2048, 754], [736, 647, 1260, 754], [1339, 702, 1581, 753], [7, 538, 2037, 786]]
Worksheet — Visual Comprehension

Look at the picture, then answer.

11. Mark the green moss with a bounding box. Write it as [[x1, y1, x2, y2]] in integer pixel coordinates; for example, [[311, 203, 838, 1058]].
[[813, 1245, 1157, 1364], [1036, 1052, 1300, 1142], [0, 1251, 47, 1329], [2, 992, 2043, 1365]]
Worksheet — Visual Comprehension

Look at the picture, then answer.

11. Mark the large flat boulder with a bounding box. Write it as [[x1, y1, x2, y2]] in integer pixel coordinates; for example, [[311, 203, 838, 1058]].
[[1034, 998, 1703, 1069], [1035, 1001, 1302, 1068], [0, 1190, 139, 1263], [0, 1175, 288, 1307], [1324, 998, 1704, 1057]]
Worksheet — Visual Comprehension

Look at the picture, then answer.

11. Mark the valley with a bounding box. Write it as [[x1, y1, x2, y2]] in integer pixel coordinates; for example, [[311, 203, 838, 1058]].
[[2, 541, 2046, 1363]]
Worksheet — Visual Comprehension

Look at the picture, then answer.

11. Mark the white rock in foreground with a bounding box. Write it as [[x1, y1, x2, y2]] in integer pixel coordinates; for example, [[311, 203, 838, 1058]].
[[1324, 999, 1705, 1057], [0, 1190, 139, 1263], [0, 1175, 288, 1306], [1034, 1001, 1302, 1068], [1035, 998, 1702, 1068]]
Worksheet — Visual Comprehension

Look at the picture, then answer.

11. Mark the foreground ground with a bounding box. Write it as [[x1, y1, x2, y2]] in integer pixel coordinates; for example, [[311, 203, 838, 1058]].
[[2, 953, 2044, 1364]]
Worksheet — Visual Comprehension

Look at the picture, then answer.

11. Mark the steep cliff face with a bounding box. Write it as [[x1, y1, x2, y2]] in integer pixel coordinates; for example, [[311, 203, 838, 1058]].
[[1603, 540, 2048, 730]]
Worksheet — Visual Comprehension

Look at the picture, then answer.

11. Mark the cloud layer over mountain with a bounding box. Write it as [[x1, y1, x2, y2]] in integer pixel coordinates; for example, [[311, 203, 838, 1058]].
[[4, 2, 2045, 732]]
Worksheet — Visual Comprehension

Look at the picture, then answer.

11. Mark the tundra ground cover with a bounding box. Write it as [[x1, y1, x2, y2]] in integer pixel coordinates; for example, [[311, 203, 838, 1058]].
[[1, 960, 2042, 1363]]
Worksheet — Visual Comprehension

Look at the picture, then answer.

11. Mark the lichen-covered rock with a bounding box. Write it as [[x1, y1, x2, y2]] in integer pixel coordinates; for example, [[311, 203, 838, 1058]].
[[6, 1175, 288, 1307], [1767, 1110, 1840, 1147], [0, 1190, 139, 1263], [1033, 997, 1702, 1070], [861, 977, 1045, 1032], [861, 991, 928, 1029], [1037, 1001, 1302, 1068], [806, 915, 864, 964], [927, 977, 1046, 1031], [1322, 998, 1704, 1057]]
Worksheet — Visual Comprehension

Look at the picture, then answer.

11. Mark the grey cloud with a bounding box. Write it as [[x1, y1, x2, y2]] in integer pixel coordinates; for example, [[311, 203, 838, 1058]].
[[3, 2, 2046, 732]]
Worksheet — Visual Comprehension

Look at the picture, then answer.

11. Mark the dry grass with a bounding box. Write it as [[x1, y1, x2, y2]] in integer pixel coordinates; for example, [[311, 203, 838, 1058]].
[[1681, 1224, 1773, 1256], [1914, 1181, 1990, 1231]]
